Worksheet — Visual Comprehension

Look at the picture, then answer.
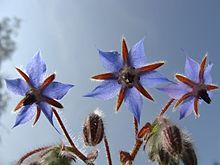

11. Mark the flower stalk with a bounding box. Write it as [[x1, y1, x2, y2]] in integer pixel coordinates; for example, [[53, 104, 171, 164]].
[[133, 116, 138, 137], [160, 98, 175, 116], [53, 109, 88, 164], [17, 146, 51, 164], [104, 134, 112, 165]]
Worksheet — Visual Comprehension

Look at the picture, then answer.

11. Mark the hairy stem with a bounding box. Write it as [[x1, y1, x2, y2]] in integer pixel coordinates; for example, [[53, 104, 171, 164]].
[[159, 98, 175, 116], [133, 117, 138, 137], [17, 146, 51, 164], [53, 109, 88, 164], [103, 134, 112, 165], [130, 139, 143, 161]]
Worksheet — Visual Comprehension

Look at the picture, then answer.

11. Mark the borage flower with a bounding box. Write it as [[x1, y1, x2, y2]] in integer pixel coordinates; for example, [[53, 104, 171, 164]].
[[159, 54, 218, 119], [85, 38, 170, 123], [5, 52, 73, 128]]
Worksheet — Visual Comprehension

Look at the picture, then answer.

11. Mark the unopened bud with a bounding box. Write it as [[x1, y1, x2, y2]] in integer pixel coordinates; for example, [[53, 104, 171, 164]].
[[83, 110, 104, 146], [181, 138, 197, 165], [144, 116, 197, 165], [162, 125, 182, 156], [39, 145, 76, 165]]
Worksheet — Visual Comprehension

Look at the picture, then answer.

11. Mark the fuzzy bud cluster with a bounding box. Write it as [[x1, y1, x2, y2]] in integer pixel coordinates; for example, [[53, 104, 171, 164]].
[[144, 116, 197, 165]]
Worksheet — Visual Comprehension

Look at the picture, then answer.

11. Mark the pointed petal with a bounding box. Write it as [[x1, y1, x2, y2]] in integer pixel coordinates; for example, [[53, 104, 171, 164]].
[[116, 87, 126, 112], [179, 97, 194, 120], [124, 87, 143, 124], [140, 71, 171, 88], [5, 78, 29, 96], [13, 104, 36, 128], [122, 38, 129, 65], [175, 74, 195, 87], [40, 74, 56, 91], [193, 98, 200, 118], [135, 82, 154, 101], [84, 80, 121, 100], [207, 84, 219, 91], [98, 50, 123, 72], [15, 68, 32, 86], [129, 38, 146, 68], [26, 52, 46, 88], [204, 63, 213, 84], [158, 83, 191, 99], [43, 96, 63, 108], [14, 97, 26, 112], [42, 82, 73, 100], [137, 62, 165, 74], [174, 92, 193, 108], [184, 56, 200, 83], [91, 73, 116, 80], [199, 54, 208, 83], [33, 106, 41, 126], [38, 102, 54, 127]]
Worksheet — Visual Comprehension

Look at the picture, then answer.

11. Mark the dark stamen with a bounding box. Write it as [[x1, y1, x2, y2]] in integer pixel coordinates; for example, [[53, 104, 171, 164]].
[[118, 66, 139, 88], [198, 89, 211, 104], [23, 93, 37, 106]]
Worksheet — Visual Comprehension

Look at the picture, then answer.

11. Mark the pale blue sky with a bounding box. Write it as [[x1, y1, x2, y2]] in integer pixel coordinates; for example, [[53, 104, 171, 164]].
[[0, 0, 220, 164]]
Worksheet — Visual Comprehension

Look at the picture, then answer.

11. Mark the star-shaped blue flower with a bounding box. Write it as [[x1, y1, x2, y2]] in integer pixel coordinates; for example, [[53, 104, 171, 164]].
[[84, 38, 170, 123], [5, 52, 73, 128], [158, 54, 218, 119]]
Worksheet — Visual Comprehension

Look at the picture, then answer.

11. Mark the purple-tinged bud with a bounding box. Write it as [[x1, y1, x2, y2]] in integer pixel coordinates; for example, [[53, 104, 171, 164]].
[[181, 137, 197, 165], [83, 110, 104, 146], [144, 116, 197, 165], [162, 125, 182, 157]]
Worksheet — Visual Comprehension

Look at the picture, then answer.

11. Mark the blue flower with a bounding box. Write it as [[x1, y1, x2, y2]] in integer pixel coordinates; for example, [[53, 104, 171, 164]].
[[84, 38, 170, 123], [5, 52, 73, 128], [158, 54, 218, 119]]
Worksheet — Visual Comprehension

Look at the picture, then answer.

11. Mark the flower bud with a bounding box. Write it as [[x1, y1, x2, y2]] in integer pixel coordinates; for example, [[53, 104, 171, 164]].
[[83, 110, 104, 146], [162, 125, 182, 157], [144, 116, 197, 165], [39, 145, 76, 165]]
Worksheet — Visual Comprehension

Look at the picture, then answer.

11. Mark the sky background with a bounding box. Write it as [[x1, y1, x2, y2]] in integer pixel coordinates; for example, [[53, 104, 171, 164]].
[[0, 0, 220, 164]]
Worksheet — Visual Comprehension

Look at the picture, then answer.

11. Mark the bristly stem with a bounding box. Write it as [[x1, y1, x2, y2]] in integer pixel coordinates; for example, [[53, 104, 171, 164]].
[[133, 116, 138, 137], [53, 109, 88, 164], [130, 139, 143, 161], [159, 98, 175, 116], [17, 146, 51, 164], [103, 134, 112, 165]]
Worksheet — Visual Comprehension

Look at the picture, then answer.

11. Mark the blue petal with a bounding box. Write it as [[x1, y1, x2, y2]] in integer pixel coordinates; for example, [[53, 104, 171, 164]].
[[129, 38, 146, 68], [158, 83, 191, 99], [38, 102, 54, 126], [178, 97, 194, 119], [26, 51, 46, 88], [38, 102, 60, 133], [84, 80, 121, 100], [43, 82, 74, 100], [184, 56, 200, 83], [13, 104, 36, 128], [124, 87, 143, 124], [98, 50, 123, 72], [204, 63, 213, 84], [5, 78, 29, 96], [140, 71, 171, 88]]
